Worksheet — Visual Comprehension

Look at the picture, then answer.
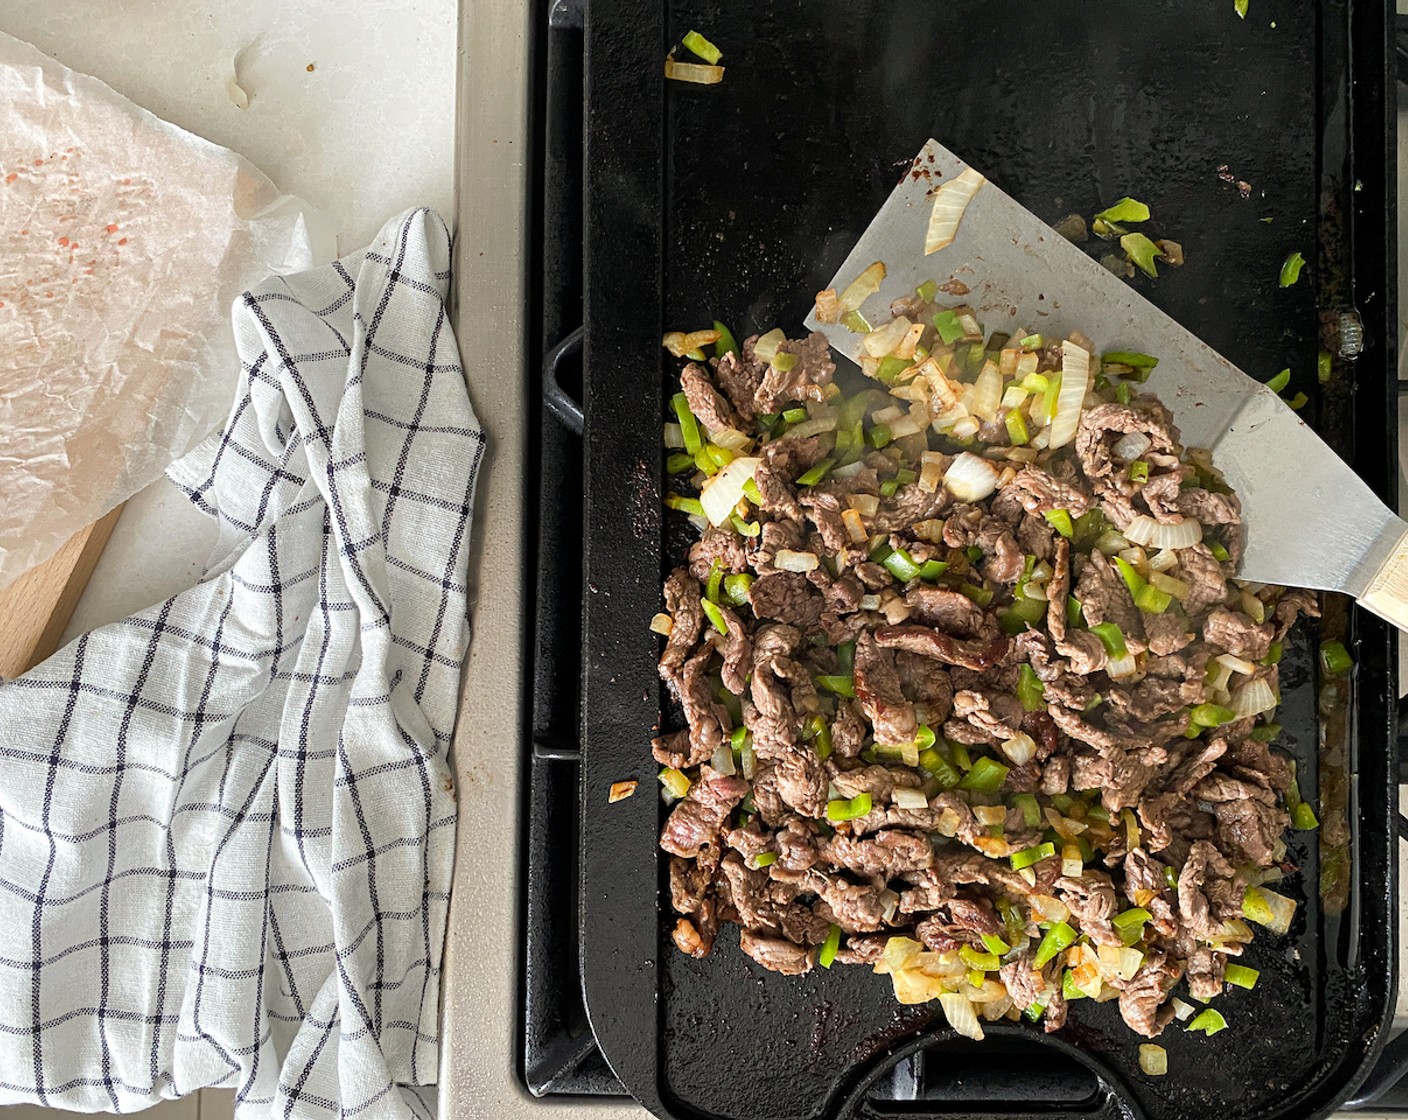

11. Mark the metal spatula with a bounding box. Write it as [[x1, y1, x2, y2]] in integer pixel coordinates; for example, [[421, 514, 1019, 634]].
[[804, 138, 1408, 632]]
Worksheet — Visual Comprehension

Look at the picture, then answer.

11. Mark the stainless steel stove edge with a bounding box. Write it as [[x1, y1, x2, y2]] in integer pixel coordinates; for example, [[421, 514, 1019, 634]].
[[441, 0, 645, 1115]]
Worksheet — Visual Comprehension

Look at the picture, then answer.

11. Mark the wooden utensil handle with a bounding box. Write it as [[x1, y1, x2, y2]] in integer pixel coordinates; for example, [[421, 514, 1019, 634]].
[[1360, 532, 1408, 633]]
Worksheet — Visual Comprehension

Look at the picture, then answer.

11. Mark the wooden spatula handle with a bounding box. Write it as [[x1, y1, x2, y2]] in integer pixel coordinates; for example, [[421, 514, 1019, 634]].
[[1360, 534, 1408, 633]]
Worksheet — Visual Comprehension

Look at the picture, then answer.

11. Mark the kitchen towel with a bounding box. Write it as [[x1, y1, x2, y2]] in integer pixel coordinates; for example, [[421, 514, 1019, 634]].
[[0, 209, 479, 1117]]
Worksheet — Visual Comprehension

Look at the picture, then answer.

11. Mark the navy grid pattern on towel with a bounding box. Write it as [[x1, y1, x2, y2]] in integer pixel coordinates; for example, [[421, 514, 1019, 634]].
[[0, 209, 481, 1118]]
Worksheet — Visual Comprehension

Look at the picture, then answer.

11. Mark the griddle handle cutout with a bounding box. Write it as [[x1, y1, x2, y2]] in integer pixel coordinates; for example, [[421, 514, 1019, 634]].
[[544, 326, 585, 435], [835, 1024, 1143, 1120]]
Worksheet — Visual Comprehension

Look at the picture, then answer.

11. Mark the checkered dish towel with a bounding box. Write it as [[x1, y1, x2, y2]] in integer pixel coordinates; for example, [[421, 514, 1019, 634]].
[[0, 209, 480, 1118]]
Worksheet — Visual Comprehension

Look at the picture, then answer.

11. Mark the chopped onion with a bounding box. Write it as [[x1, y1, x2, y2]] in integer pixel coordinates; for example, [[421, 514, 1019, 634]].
[[753, 328, 786, 365], [1061, 844, 1083, 878], [740, 741, 757, 779], [1030, 894, 1070, 923], [861, 315, 914, 358], [1047, 342, 1091, 449], [814, 288, 840, 323], [687, 513, 709, 533], [917, 357, 963, 410], [967, 360, 1003, 422], [879, 888, 900, 924], [938, 991, 985, 1040], [774, 549, 819, 573], [700, 456, 761, 525], [1112, 431, 1153, 461], [841, 511, 868, 544], [1229, 676, 1278, 718], [944, 452, 1001, 501], [935, 807, 963, 837], [888, 414, 924, 439], [1148, 548, 1179, 573], [872, 405, 904, 425], [1171, 998, 1197, 1023], [1149, 570, 1190, 599], [831, 460, 866, 479], [1123, 514, 1202, 550], [710, 743, 736, 776], [1098, 943, 1145, 981], [895, 322, 926, 360], [860, 594, 881, 611], [710, 427, 753, 452], [1205, 660, 1234, 694], [1216, 652, 1257, 677], [839, 261, 886, 314], [784, 416, 838, 440], [925, 167, 986, 255], [893, 787, 929, 810], [663, 422, 685, 448], [1247, 888, 1297, 935], [880, 593, 912, 624], [1106, 652, 1138, 680], [1000, 732, 1037, 766], [664, 58, 724, 84], [1095, 530, 1131, 556], [914, 518, 946, 543], [649, 612, 674, 636], [609, 780, 638, 803], [847, 493, 880, 518], [952, 415, 981, 439], [1241, 589, 1267, 623], [1138, 1045, 1168, 1077], [919, 459, 945, 493], [973, 804, 1007, 826]]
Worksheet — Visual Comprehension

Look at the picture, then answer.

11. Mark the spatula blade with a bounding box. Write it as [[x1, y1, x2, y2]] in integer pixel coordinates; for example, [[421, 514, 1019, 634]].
[[804, 139, 1405, 598]]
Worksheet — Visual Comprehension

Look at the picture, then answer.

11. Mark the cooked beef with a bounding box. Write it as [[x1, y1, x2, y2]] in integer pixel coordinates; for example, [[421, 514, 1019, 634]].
[[823, 830, 934, 877], [753, 332, 836, 414], [681, 362, 739, 435], [748, 570, 825, 628], [660, 568, 703, 678], [654, 323, 1318, 1043], [1202, 607, 1275, 661], [714, 348, 763, 423], [688, 527, 747, 581], [660, 771, 750, 860], [854, 632, 919, 744], [740, 929, 815, 974]]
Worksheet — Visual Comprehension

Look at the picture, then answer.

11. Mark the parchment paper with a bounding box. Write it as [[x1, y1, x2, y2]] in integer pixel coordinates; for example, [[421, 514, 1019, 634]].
[[0, 30, 334, 591]]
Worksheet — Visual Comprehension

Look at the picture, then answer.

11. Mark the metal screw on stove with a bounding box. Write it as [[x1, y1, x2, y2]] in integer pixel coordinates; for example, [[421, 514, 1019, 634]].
[[1337, 310, 1365, 358]]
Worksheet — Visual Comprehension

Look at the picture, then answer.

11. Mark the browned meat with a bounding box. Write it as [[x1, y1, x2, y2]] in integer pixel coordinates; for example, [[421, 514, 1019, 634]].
[[661, 771, 750, 861], [659, 568, 703, 677], [752, 332, 836, 414], [740, 929, 814, 975], [1203, 607, 1275, 661], [854, 632, 918, 744], [1117, 951, 1181, 1037], [681, 362, 739, 435], [916, 897, 1003, 952], [688, 526, 747, 581], [748, 570, 825, 628], [823, 830, 934, 877], [754, 436, 823, 522], [654, 322, 1315, 1043]]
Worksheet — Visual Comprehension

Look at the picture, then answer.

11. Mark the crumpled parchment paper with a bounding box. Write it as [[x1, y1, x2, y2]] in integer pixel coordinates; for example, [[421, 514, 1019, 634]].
[[0, 30, 334, 591]]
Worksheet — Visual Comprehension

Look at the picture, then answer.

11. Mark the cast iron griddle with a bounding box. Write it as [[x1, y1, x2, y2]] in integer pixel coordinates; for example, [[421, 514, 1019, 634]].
[[578, 3, 1398, 1117]]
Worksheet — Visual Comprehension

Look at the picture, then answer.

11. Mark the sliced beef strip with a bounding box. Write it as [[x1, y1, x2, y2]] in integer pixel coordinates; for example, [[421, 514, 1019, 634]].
[[1220, 736, 1292, 795], [1123, 847, 1178, 937], [895, 650, 955, 724], [823, 830, 935, 877], [854, 632, 919, 745], [688, 527, 747, 581], [1208, 793, 1287, 868], [916, 897, 1004, 952], [945, 689, 1024, 746], [754, 332, 836, 414], [652, 729, 696, 770], [681, 361, 740, 435], [749, 570, 825, 629], [1116, 950, 1181, 1038], [1177, 543, 1228, 618], [1056, 871, 1122, 947], [1005, 466, 1094, 518], [943, 506, 1025, 584], [1273, 587, 1319, 638], [1143, 612, 1195, 656], [754, 435, 824, 522], [905, 586, 988, 635], [720, 854, 831, 944], [810, 872, 892, 933], [749, 656, 800, 757], [772, 745, 830, 817], [775, 815, 822, 871], [660, 771, 751, 860], [872, 482, 950, 532], [1074, 550, 1145, 652], [660, 567, 704, 677], [1105, 675, 1202, 723], [828, 762, 924, 802], [1185, 947, 1225, 1001], [669, 854, 714, 915], [833, 932, 890, 965], [716, 343, 765, 422], [800, 489, 851, 553], [999, 949, 1049, 1014], [1203, 606, 1275, 661], [830, 698, 869, 759], [716, 605, 752, 696], [754, 519, 806, 573], [740, 929, 815, 975], [875, 624, 1010, 671], [1177, 840, 1237, 940], [669, 644, 733, 765]]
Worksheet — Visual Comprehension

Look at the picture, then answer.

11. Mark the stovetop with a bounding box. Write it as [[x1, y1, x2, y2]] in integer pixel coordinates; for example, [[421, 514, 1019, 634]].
[[442, 5, 1408, 1118]]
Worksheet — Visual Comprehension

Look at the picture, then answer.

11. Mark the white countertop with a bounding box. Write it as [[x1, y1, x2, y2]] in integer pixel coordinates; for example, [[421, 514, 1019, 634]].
[[0, 0, 457, 638]]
